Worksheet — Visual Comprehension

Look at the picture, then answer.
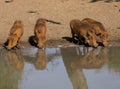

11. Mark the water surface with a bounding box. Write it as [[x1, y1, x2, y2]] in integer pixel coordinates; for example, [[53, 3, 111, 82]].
[[0, 46, 120, 89]]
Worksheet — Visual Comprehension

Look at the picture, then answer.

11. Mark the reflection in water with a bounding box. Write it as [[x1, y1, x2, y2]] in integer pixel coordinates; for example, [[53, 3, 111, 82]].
[[61, 47, 88, 89], [0, 50, 24, 89], [0, 46, 120, 89], [61, 47, 109, 89], [108, 47, 120, 74], [34, 49, 47, 70], [77, 47, 109, 69], [7, 51, 24, 71]]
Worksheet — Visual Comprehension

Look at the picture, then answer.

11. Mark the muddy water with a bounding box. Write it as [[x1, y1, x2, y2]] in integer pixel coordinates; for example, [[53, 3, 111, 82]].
[[0, 46, 120, 89]]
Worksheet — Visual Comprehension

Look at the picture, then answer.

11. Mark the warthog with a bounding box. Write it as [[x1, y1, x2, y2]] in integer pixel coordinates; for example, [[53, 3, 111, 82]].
[[70, 19, 98, 47], [5, 20, 24, 50], [34, 18, 47, 48], [82, 18, 108, 46]]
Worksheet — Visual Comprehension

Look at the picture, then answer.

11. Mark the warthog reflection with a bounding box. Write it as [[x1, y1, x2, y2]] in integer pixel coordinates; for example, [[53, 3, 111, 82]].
[[73, 47, 109, 69], [0, 50, 23, 89], [34, 49, 47, 70], [61, 47, 109, 89], [7, 51, 24, 71]]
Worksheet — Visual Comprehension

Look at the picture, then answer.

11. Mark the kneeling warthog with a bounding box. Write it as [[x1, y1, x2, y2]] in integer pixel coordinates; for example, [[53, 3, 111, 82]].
[[34, 18, 47, 48], [82, 18, 108, 46], [5, 20, 24, 50], [70, 19, 98, 47]]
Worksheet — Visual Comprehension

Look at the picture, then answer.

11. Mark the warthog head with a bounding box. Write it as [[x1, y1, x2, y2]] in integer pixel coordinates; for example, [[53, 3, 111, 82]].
[[100, 31, 108, 46], [6, 34, 18, 50], [86, 30, 98, 48]]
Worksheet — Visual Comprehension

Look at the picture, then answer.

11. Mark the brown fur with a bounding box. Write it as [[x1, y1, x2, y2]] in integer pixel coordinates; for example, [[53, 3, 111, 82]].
[[82, 18, 108, 46], [70, 48, 108, 69], [6, 20, 24, 50], [70, 19, 98, 47], [34, 49, 47, 70], [34, 18, 47, 48]]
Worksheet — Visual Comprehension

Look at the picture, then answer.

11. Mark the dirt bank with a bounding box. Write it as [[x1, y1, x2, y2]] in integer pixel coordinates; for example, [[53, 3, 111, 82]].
[[0, 0, 120, 46]]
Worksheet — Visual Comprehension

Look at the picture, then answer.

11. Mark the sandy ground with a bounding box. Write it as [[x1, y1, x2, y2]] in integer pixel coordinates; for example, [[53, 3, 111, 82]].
[[0, 0, 120, 47]]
